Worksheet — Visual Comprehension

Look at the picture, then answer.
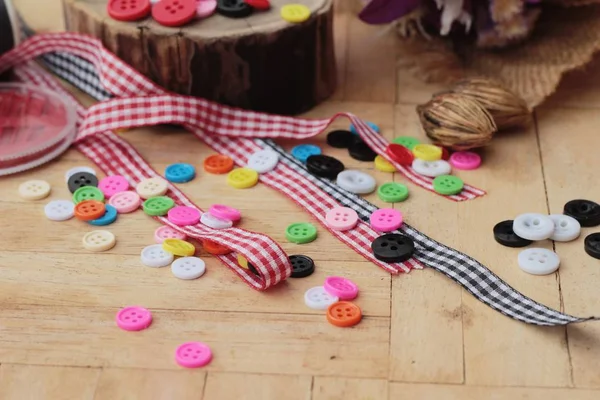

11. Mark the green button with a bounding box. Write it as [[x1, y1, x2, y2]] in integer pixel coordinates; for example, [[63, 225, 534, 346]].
[[73, 186, 105, 204], [285, 222, 318, 244], [433, 175, 464, 195], [143, 196, 175, 216], [377, 182, 409, 203], [392, 136, 420, 150]]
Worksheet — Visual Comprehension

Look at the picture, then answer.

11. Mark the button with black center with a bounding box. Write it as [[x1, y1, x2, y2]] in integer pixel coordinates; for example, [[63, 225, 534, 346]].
[[584, 233, 600, 259], [306, 155, 345, 179], [326, 130, 354, 148], [371, 234, 414, 263], [348, 139, 377, 162], [563, 199, 600, 227], [289, 254, 315, 278], [248, 262, 261, 277], [216, 0, 252, 18], [68, 172, 99, 193], [493, 220, 532, 248]]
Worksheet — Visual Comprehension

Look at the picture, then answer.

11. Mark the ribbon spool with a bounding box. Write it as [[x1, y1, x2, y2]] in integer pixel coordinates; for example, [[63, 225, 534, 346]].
[[0, 0, 19, 80]]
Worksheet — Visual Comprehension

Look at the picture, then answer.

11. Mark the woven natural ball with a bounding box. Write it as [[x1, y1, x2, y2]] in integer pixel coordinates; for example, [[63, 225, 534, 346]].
[[417, 93, 497, 151]]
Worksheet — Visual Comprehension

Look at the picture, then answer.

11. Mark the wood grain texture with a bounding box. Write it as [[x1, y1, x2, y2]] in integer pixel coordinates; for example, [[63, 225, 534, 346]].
[[204, 373, 312, 400]]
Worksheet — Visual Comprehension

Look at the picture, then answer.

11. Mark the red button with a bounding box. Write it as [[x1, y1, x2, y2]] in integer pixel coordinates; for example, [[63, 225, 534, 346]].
[[440, 147, 450, 160], [152, 0, 197, 27], [244, 0, 271, 10], [107, 0, 151, 22], [385, 144, 414, 165]]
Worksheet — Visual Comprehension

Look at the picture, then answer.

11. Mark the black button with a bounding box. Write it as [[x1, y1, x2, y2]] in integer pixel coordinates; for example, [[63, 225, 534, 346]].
[[67, 172, 98, 193], [493, 220, 532, 248], [348, 139, 377, 161], [326, 130, 354, 148], [306, 155, 345, 179], [248, 262, 261, 276], [289, 254, 315, 278], [371, 234, 414, 263], [585, 233, 600, 259], [216, 0, 253, 18], [564, 199, 600, 227]]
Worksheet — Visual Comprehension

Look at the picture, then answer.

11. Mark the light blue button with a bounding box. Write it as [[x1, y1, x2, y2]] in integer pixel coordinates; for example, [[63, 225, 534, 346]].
[[88, 204, 118, 226], [291, 144, 322, 163], [350, 121, 380, 135], [165, 163, 196, 183]]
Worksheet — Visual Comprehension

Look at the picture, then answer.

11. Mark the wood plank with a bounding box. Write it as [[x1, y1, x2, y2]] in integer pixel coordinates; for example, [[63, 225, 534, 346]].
[[204, 372, 311, 400], [313, 377, 388, 400]]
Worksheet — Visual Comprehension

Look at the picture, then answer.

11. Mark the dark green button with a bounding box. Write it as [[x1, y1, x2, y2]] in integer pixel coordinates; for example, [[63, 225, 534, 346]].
[[285, 223, 318, 244], [433, 175, 464, 195], [392, 136, 420, 150], [73, 186, 105, 204], [377, 182, 409, 203], [143, 196, 175, 216]]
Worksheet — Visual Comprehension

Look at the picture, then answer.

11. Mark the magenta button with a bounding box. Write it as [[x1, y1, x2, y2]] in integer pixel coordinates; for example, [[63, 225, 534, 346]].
[[168, 206, 201, 226]]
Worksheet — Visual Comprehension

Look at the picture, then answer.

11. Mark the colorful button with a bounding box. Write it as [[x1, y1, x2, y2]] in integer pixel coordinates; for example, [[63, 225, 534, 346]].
[[291, 144, 321, 163], [412, 144, 442, 161], [518, 248, 560, 275], [513, 213, 554, 241], [304, 286, 339, 310], [65, 166, 95, 183], [247, 149, 279, 173], [196, 0, 217, 17], [336, 170, 376, 194], [563, 199, 600, 227], [244, 0, 270, 10], [412, 159, 451, 177], [392, 136, 420, 150], [549, 214, 581, 242], [203, 240, 232, 255], [168, 206, 201, 226], [209, 204, 241, 222], [98, 175, 129, 198], [204, 154, 234, 174], [216, 0, 252, 17], [109, 191, 141, 214], [386, 144, 414, 165], [227, 168, 259, 189], [165, 163, 196, 183], [348, 139, 377, 162], [44, 200, 75, 221], [449, 151, 481, 170], [107, 0, 151, 22], [306, 155, 345, 179], [584, 233, 600, 259], [115, 306, 153, 331], [493, 220, 532, 248], [75, 200, 106, 221], [370, 208, 402, 232], [377, 182, 409, 203], [326, 301, 362, 327], [171, 257, 206, 280], [324, 276, 358, 301], [82, 230, 116, 252], [162, 238, 196, 256], [374, 155, 396, 172], [371, 233, 414, 262], [89, 204, 118, 226], [200, 212, 233, 229], [290, 255, 315, 278], [152, 0, 197, 27], [440, 147, 450, 160], [432, 175, 463, 196], [325, 207, 358, 231], [19, 180, 51, 200], [237, 253, 249, 269], [136, 177, 169, 199], [349, 121, 380, 135], [155, 226, 188, 243], [326, 130, 354, 148], [73, 186, 104, 204], [143, 196, 175, 216], [281, 4, 311, 23], [286, 222, 317, 244], [175, 342, 213, 368], [68, 172, 99, 193], [141, 244, 174, 268]]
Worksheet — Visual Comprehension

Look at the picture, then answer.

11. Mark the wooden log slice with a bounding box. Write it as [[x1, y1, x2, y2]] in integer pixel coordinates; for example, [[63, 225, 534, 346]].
[[62, 0, 337, 115]]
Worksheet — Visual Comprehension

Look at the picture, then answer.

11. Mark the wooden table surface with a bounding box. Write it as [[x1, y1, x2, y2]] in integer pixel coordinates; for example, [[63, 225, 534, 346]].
[[3, 0, 600, 399]]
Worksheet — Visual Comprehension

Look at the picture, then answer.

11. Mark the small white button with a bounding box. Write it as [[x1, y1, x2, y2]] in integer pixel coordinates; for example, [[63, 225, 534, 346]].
[[247, 149, 279, 173], [65, 166, 96, 183], [412, 159, 451, 177], [44, 200, 75, 221], [549, 214, 581, 242], [518, 248, 560, 275], [141, 244, 174, 268], [171, 257, 206, 280], [136, 177, 169, 199], [82, 230, 116, 252], [513, 213, 554, 241], [200, 212, 233, 229], [336, 170, 376, 194], [304, 286, 339, 310], [18, 180, 51, 200]]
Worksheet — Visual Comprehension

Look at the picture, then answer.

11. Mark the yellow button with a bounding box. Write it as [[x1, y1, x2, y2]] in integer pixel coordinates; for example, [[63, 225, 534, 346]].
[[237, 254, 249, 270], [281, 4, 311, 23], [227, 168, 259, 189], [374, 155, 396, 172], [412, 144, 442, 161], [162, 239, 195, 257]]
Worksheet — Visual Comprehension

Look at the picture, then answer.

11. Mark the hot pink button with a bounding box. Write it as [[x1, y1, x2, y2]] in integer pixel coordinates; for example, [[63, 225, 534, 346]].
[[209, 204, 241, 222], [109, 190, 141, 213], [325, 207, 358, 231], [370, 208, 402, 232], [324, 276, 358, 300], [168, 206, 201, 226], [449, 151, 481, 170], [154, 225, 188, 243], [116, 306, 152, 331], [98, 175, 130, 198], [175, 342, 213, 368], [196, 0, 217, 18]]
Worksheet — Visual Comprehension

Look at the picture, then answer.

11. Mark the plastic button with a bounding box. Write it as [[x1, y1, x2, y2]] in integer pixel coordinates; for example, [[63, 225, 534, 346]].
[[162, 238, 196, 256], [171, 257, 206, 279], [349, 121, 379, 135], [324, 276, 358, 300], [107, 0, 151, 22], [374, 155, 396, 172], [82, 230, 116, 252], [518, 248, 560, 275], [75, 200, 106, 221], [203, 240, 232, 255], [109, 191, 141, 214], [247, 149, 279, 173], [370, 208, 402, 232], [141, 244, 174, 268], [412, 159, 451, 177], [563, 199, 600, 227], [377, 182, 409, 203], [371, 233, 414, 262], [325, 206, 359, 231], [493, 220, 532, 248], [98, 175, 129, 198], [326, 130, 354, 148], [216, 0, 252, 17], [68, 172, 99, 193], [116, 306, 152, 331], [392, 136, 420, 150], [89, 204, 118, 226], [237, 254, 249, 269], [513, 213, 554, 241], [227, 168, 259, 189], [204, 154, 234, 174], [304, 286, 339, 310], [450, 151, 481, 170], [200, 212, 233, 229], [336, 170, 376, 194], [136, 177, 169, 199], [348, 139, 377, 162], [152, 0, 197, 26], [209, 204, 241, 222], [549, 214, 581, 242], [326, 301, 362, 328], [65, 166, 95, 183], [19, 180, 51, 200], [432, 175, 463, 196], [175, 342, 213, 368], [143, 196, 175, 216], [165, 163, 196, 183], [196, 0, 217, 17], [155, 226, 187, 243], [73, 186, 105, 204], [290, 255, 315, 278], [306, 155, 345, 179], [168, 206, 201, 226], [286, 222, 317, 244], [412, 144, 442, 161], [386, 144, 414, 165], [44, 200, 75, 221], [244, 0, 270, 9], [291, 144, 321, 163], [281, 3, 310, 23], [584, 233, 600, 259]]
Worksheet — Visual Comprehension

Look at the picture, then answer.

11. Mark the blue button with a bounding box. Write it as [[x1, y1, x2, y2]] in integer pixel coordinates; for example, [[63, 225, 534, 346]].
[[291, 144, 322, 163], [350, 121, 380, 135], [88, 204, 118, 226], [165, 163, 196, 183]]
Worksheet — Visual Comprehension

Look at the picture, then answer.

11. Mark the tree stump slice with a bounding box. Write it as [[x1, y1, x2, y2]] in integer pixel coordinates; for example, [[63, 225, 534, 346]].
[[62, 0, 337, 115]]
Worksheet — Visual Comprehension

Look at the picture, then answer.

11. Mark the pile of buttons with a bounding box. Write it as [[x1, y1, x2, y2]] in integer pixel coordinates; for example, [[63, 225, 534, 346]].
[[493, 199, 600, 275], [304, 276, 362, 328]]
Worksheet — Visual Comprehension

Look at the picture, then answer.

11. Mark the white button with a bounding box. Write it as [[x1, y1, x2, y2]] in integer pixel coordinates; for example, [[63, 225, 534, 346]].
[[518, 248, 560, 275], [44, 200, 75, 221], [82, 230, 116, 252], [336, 170, 376, 194], [200, 212, 233, 229], [549, 214, 581, 242], [136, 177, 169, 199], [18, 180, 51, 200], [513, 213, 554, 241], [65, 166, 96, 183], [247, 149, 279, 173], [141, 244, 174, 268], [304, 286, 339, 310], [412, 159, 451, 177], [171, 257, 206, 280]]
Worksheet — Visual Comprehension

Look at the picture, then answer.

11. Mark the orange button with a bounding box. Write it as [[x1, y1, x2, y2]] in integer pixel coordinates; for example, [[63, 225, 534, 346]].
[[203, 239, 232, 255], [326, 301, 362, 328], [204, 154, 234, 174], [74, 200, 106, 221]]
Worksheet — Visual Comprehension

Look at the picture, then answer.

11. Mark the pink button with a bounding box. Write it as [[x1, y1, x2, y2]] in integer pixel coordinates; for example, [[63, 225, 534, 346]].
[[154, 225, 188, 243], [116, 306, 152, 331], [370, 208, 402, 232], [196, 0, 217, 18], [209, 204, 241, 222], [168, 206, 201, 226], [98, 175, 130, 198], [325, 207, 358, 231], [449, 151, 481, 170], [175, 342, 213, 368], [109, 190, 141, 213], [324, 276, 358, 300]]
